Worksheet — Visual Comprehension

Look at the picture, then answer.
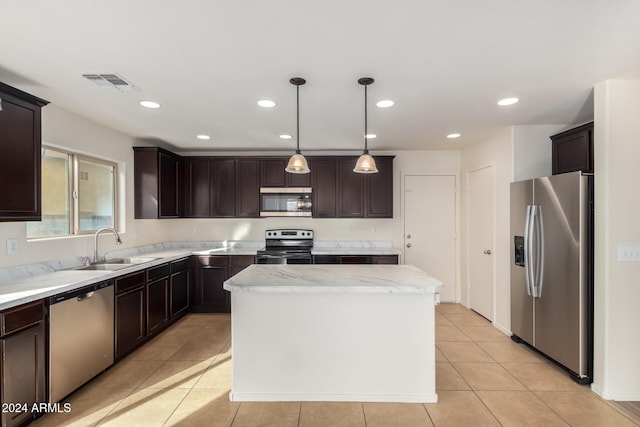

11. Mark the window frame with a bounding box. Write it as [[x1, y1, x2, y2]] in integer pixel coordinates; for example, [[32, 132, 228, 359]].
[[27, 144, 119, 239]]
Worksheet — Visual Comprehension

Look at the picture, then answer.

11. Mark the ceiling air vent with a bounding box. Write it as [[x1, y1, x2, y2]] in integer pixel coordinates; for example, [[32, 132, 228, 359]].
[[82, 73, 139, 92]]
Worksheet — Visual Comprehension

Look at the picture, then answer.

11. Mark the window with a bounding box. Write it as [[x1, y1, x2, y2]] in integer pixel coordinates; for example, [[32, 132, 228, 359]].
[[27, 146, 118, 239]]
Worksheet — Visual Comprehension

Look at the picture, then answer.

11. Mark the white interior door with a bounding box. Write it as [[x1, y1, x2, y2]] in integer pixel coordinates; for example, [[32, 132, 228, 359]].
[[404, 175, 456, 302], [468, 166, 494, 320]]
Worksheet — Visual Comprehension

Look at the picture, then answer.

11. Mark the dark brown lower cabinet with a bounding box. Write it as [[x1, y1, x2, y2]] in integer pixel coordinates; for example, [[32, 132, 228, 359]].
[[170, 258, 190, 319], [147, 278, 169, 336], [0, 301, 46, 427], [113, 261, 186, 360], [313, 254, 398, 264], [115, 271, 146, 359], [146, 264, 170, 336], [192, 255, 255, 312]]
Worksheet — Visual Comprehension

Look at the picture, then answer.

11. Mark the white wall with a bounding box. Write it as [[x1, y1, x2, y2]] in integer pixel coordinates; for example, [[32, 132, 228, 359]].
[[512, 125, 566, 181], [592, 80, 640, 400], [460, 128, 512, 334]]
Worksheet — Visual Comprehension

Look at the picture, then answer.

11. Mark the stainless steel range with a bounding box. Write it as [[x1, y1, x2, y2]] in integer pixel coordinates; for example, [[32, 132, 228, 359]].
[[256, 229, 314, 264]]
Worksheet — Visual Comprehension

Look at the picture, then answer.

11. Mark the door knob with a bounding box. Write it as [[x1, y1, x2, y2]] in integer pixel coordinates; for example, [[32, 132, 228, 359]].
[[483, 249, 492, 255], [406, 234, 411, 239], [406, 243, 412, 248]]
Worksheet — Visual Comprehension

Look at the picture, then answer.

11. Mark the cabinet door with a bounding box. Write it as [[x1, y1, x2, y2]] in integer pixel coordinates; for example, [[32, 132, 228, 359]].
[[211, 159, 236, 217], [551, 123, 593, 175], [337, 158, 365, 217], [236, 159, 260, 217], [170, 269, 189, 318], [311, 158, 337, 217], [115, 287, 146, 358], [147, 278, 169, 335], [184, 158, 211, 217], [1, 323, 45, 427], [159, 151, 179, 218], [260, 158, 287, 187], [199, 267, 229, 313], [365, 156, 394, 218], [0, 86, 46, 222]]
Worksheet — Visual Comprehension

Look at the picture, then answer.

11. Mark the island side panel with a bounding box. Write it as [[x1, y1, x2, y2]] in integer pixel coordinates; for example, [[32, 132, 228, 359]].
[[229, 290, 438, 403]]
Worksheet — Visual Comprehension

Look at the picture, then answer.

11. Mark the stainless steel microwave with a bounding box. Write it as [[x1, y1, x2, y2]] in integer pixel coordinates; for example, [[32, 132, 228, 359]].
[[260, 187, 312, 217]]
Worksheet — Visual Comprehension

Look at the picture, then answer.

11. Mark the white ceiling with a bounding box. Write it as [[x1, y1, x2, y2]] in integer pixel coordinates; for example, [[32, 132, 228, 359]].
[[2, 0, 640, 153]]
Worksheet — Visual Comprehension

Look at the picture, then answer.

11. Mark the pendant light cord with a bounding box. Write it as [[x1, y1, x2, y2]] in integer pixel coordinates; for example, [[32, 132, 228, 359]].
[[296, 83, 301, 154], [364, 83, 368, 153]]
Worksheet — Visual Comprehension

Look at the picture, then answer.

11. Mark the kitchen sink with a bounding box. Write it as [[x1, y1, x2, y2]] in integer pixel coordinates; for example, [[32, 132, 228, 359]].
[[97, 256, 161, 265], [74, 263, 134, 271], [73, 256, 161, 271]]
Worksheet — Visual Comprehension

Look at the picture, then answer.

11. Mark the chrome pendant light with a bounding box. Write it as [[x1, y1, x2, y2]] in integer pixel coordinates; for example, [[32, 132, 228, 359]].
[[285, 77, 310, 174], [354, 77, 378, 173]]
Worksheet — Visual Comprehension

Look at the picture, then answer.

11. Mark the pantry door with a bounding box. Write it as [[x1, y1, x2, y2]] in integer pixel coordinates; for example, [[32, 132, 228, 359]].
[[404, 174, 457, 302]]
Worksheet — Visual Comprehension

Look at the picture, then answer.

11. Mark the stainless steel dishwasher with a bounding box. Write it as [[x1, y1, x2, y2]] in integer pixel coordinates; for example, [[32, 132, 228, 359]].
[[48, 281, 114, 403]]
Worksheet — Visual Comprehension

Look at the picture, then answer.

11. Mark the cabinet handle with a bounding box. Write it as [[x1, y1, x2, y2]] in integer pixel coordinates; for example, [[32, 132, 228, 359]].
[[406, 234, 411, 239], [483, 249, 492, 255], [406, 243, 412, 248]]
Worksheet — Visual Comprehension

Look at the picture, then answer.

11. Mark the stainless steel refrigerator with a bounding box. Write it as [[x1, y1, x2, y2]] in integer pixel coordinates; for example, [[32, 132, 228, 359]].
[[510, 171, 593, 383]]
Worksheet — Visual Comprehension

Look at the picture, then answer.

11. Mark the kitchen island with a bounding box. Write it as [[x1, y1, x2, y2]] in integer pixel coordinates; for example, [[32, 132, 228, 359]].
[[223, 264, 442, 403]]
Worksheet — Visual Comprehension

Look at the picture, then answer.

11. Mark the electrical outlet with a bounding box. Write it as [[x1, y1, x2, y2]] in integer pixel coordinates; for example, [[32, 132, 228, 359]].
[[617, 246, 640, 262], [6, 239, 18, 255]]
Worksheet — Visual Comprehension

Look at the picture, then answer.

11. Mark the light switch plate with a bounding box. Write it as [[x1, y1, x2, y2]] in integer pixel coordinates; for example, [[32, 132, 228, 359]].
[[617, 246, 640, 262]]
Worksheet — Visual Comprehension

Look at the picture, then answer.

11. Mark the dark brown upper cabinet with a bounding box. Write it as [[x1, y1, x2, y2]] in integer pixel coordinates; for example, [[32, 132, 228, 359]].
[[335, 156, 394, 218], [236, 159, 260, 217], [365, 156, 394, 218], [211, 158, 236, 217], [0, 82, 49, 222], [310, 157, 338, 218], [134, 147, 180, 219], [180, 157, 211, 218], [260, 157, 311, 187], [551, 122, 594, 175], [337, 158, 365, 217]]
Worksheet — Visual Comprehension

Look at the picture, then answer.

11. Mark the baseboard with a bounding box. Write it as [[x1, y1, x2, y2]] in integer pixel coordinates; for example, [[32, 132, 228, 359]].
[[228, 391, 439, 403]]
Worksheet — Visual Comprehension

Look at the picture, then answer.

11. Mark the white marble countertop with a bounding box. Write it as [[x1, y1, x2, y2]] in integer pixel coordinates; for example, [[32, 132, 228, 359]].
[[223, 264, 442, 294], [0, 240, 402, 310]]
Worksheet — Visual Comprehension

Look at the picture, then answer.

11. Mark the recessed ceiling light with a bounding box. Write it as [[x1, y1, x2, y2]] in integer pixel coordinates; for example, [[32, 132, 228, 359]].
[[258, 100, 276, 108], [139, 100, 160, 109], [497, 97, 519, 106], [376, 100, 394, 108], [447, 133, 461, 139], [197, 134, 211, 140], [365, 134, 377, 139], [279, 134, 293, 140]]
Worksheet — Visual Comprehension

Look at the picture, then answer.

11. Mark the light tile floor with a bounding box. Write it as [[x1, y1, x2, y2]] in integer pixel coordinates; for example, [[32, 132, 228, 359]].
[[32, 304, 639, 426]]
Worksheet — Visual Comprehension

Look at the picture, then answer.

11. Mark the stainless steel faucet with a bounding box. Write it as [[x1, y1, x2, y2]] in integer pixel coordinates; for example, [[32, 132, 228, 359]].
[[93, 228, 123, 263]]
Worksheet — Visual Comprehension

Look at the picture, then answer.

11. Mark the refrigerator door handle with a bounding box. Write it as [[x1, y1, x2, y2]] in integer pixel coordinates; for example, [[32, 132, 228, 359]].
[[524, 205, 535, 296], [534, 205, 544, 298]]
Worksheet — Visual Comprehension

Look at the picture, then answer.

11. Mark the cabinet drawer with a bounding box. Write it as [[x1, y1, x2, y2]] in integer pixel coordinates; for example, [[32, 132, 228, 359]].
[[340, 255, 371, 264], [313, 255, 340, 264], [230, 255, 255, 268], [170, 257, 189, 273], [147, 263, 170, 282], [198, 256, 228, 267], [1, 301, 44, 337], [116, 271, 146, 294], [371, 255, 399, 264]]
